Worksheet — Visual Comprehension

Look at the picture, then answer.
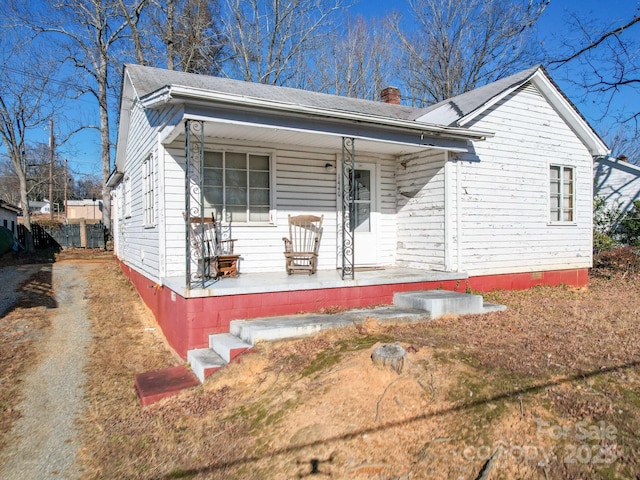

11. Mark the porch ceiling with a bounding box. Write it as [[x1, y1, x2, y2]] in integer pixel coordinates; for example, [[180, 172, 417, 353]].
[[162, 116, 469, 157]]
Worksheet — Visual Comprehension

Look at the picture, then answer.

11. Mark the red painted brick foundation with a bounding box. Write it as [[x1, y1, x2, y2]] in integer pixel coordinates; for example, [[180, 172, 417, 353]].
[[117, 261, 588, 359]]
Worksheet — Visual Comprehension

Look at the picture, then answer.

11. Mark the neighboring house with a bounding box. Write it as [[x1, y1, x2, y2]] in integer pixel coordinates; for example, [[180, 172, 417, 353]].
[[594, 156, 640, 214], [111, 64, 608, 358], [0, 200, 20, 235], [66, 199, 103, 221], [23, 200, 48, 214]]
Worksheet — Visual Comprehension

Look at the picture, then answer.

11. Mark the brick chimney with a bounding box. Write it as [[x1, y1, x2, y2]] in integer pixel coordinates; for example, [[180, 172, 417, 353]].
[[381, 86, 401, 105]]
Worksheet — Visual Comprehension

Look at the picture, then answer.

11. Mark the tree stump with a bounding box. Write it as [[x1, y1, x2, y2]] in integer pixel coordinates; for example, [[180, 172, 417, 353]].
[[371, 344, 407, 374]]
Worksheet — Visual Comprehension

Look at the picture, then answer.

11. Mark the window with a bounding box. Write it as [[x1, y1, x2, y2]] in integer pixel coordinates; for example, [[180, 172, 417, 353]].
[[203, 150, 271, 223], [143, 154, 155, 227], [550, 165, 574, 222]]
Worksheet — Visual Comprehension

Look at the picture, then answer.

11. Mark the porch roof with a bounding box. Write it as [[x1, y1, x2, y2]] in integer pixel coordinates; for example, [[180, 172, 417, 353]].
[[162, 113, 473, 157], [121, 64, 495, 160], [162, 267, 468, 299]]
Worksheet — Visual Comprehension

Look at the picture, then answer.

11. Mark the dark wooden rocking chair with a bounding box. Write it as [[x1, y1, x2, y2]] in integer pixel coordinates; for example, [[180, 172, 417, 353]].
[[211, 212, 240, 278], [283, 214, 323, 275], [188, 213, 240, 278]]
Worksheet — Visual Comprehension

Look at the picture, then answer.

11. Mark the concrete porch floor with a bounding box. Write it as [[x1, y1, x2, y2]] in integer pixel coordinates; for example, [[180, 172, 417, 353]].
[[162, 267, 468, 299]]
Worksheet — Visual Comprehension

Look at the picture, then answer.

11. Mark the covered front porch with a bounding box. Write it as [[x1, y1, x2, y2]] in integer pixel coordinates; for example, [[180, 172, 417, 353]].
[[168, 107, 486, 288]]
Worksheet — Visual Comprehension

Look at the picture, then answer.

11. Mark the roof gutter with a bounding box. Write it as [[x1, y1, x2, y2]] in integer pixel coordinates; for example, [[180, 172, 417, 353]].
[[106, 168, 124, 188], [140, 85, 494, 142]]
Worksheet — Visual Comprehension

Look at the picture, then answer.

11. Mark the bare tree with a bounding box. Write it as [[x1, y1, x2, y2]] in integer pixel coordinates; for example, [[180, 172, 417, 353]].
[[396, 0, 549, 106], [19, 0, 149, 234], [19, 143, 69, 208], [547, 13, 640, 135], [0, 158, 21, 205], [606, 128, 640, 165], [173, 0, 225, 73], [221, 0, 347, 86], [0, 40, 61, 251], [118, 0, 149, 65], [147, 0, 225, 73], [313, 15, 399, 100], [74, 175, 103, 199]]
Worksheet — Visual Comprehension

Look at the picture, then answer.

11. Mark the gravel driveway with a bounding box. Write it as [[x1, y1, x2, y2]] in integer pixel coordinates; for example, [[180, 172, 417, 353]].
[[0, 262, 93, 479]]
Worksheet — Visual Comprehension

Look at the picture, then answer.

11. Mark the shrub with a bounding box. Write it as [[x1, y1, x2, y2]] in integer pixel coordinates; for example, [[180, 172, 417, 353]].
[[616, 200, 640, 247], [593, 195, 622, 252]]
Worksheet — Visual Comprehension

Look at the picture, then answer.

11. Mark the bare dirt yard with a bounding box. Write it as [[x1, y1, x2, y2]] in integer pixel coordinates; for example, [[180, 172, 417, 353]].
[[2, 248, 640, 479]]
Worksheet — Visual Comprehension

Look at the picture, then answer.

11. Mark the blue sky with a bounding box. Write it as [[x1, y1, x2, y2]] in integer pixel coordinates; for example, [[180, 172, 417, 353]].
[[349, 0, 639, 134], [38, 1, 640, 177]]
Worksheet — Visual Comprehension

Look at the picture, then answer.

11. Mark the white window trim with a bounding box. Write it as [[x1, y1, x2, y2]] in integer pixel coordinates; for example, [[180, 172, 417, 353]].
[[143, 153, 156, 228], [549, 163, 576, 225], [203, 148, 275, 225]]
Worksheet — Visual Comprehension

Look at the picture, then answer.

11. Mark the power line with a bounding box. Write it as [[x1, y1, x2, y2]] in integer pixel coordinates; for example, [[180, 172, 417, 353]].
[[0, 64, 123, 102]]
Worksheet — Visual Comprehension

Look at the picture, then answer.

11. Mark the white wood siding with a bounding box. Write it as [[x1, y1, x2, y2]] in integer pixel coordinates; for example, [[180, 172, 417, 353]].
[[377, 156, 399, 265], [117, 101, 179, 282], [456, 83, 594, 276], [395, 150, 448, 270], [162, 142, 397, 276]]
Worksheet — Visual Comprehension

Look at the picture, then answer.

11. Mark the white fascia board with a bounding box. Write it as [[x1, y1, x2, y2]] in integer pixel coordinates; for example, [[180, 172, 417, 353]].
[[114, 71, 136, 171], [529, 73, 609, 156], [141, 85, 493, 142], [180, 112, 470, 154]]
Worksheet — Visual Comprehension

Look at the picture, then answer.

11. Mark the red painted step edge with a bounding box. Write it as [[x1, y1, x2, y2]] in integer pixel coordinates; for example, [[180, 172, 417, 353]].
[[134, 365, 199, 407]]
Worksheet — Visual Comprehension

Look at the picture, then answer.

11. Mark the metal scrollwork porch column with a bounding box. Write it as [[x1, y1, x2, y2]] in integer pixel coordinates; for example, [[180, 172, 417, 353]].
[[341, 137, 355, 279], [185, 119, 205, 289]]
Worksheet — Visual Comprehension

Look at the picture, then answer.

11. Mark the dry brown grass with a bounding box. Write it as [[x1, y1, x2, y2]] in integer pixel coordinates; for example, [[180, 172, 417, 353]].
[[72, 251, 640, 479], [0, 268, 54, 450]]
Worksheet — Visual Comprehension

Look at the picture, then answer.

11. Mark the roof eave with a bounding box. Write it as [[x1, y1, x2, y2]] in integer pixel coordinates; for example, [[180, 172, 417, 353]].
[[140, 85, 494, 142]]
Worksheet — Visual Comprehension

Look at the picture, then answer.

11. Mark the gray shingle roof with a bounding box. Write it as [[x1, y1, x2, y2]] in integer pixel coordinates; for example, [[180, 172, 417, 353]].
[[125, 64, 424, 122], [415, 66, 541, 126]]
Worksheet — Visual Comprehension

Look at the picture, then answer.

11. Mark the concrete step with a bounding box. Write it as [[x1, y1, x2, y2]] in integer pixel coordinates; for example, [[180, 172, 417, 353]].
[[186, 290, 506, 384], [187, 348, 226, 383], [230, 314, 355, 345], [209, 333, 252, 363], [393, 290, 484, 318]]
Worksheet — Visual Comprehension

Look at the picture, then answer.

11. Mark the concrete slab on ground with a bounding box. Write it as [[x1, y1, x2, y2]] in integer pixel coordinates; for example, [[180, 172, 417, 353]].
[[134, 365, 200, 406], [393, 290, 484, 317]]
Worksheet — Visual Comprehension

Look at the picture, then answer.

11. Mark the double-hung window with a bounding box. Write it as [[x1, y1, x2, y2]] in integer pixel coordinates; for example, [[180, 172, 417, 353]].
[[203, 150, 271, 223], [143, 153, 155, 227], [549, 165, 574, 222]]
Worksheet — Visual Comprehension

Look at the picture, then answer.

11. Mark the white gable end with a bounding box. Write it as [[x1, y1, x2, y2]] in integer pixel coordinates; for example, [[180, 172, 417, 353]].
[[453, 82, 595, 276]]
